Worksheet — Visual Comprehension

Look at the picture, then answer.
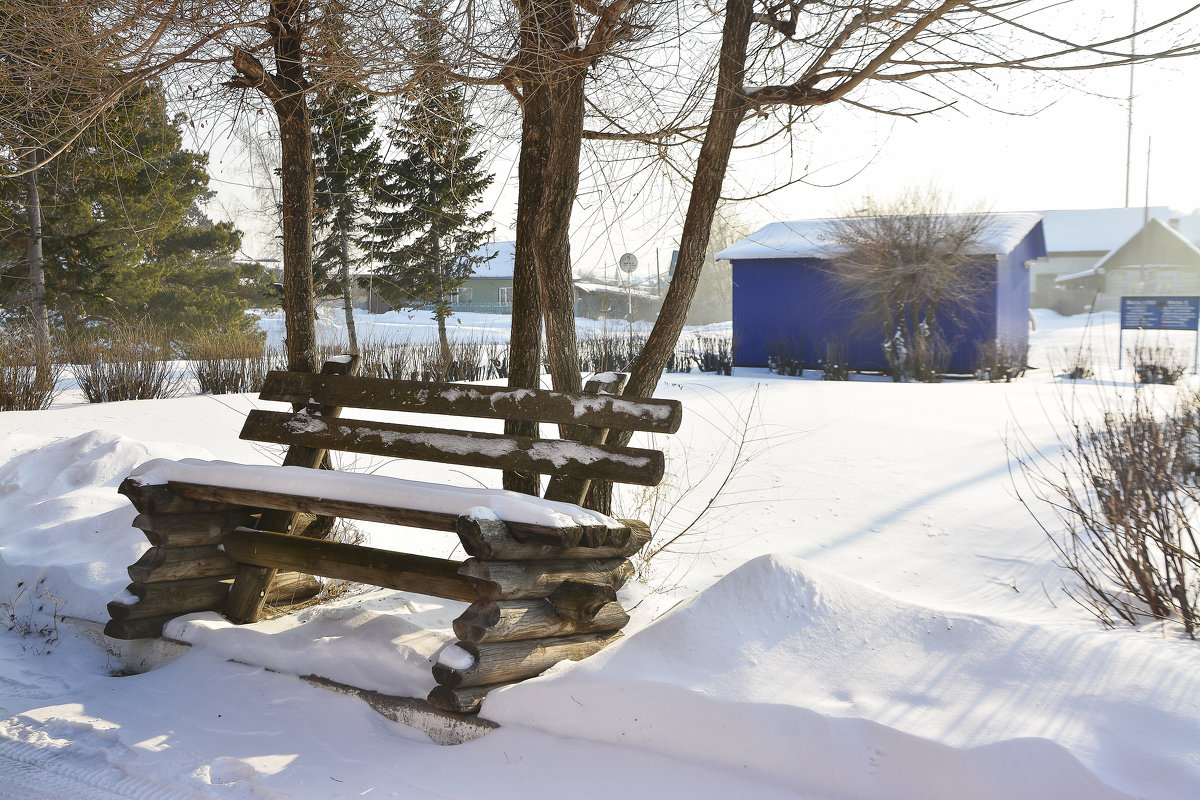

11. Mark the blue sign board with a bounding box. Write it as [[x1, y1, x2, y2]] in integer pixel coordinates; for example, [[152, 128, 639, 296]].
[[1120, 296, 1200, 331]]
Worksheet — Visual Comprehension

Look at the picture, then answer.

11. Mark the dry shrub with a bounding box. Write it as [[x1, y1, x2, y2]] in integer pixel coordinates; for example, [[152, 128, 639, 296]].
[[0, 328, 60, 410], [765, 334, 802, 376], [974, 338, 1028, 383], [1060, 347, 1094, 381], [820, 340, 851, 381], [1013, 387, 1200, 637], [1129, 342, 1187, 385], [186, 326, 270, 394], [66, 318, 187, 402]]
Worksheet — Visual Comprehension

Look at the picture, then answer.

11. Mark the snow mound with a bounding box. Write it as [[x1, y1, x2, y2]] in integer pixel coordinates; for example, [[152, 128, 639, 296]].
[[486, 554, 1199, 800], [164, 592, 461, 698], [0, 431, 215, 623]]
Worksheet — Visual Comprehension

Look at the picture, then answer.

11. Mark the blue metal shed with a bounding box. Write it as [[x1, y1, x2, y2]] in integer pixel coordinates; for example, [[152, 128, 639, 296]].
[[717, 213, 1045, 374]]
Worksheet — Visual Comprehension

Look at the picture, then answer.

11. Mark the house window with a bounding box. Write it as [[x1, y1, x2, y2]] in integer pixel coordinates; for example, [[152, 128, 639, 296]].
[[1152, 270, 1178, 294], [499, 286, 513, 306], [459, 286, 473, 304], [447, 289, 460, 304]]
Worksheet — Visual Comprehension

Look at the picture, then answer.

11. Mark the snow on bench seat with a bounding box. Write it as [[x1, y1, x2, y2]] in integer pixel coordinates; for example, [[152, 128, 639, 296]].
[[128, 458, 622, 531]]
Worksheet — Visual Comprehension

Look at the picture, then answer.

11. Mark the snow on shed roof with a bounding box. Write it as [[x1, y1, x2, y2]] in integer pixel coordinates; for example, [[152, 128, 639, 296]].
[[468, 241, 515, 279], [716, 212, 1043, 261], [1039, 207, 1176, 253]]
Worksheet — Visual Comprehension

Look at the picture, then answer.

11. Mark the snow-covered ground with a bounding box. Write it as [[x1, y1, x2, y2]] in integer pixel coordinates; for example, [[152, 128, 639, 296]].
[[1, 308, 1198, 799]]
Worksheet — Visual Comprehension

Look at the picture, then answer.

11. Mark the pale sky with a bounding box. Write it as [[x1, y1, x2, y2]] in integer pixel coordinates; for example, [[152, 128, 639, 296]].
[[202, 6, 1200, 283]]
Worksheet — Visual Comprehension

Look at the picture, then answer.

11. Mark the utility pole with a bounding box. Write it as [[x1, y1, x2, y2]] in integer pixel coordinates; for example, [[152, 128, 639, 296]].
[[1124, 0, 1139, 207]]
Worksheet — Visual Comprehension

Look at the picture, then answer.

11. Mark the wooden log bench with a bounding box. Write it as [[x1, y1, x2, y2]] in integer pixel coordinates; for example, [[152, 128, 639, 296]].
[[106, 357, 681, 713]]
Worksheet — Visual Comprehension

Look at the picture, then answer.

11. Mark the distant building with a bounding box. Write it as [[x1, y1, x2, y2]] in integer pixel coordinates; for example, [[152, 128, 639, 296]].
[[718, 213, 1045, 374], [1032, 207, 1177, 309], [1054, 218, 1200, 313], [573, 281, 662, 321], [453, 241, 516, 314]]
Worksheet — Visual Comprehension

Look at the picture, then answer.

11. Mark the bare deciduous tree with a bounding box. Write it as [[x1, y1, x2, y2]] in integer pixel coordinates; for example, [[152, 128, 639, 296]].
[[827, 186, 993, 381]]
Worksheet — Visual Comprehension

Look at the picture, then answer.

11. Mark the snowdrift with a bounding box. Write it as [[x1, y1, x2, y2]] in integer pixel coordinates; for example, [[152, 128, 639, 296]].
[[487, 554, 1199, 799]]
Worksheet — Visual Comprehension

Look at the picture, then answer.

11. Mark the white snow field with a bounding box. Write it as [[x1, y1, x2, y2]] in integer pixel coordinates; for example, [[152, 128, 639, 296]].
[[1, 307, 1198, 799]]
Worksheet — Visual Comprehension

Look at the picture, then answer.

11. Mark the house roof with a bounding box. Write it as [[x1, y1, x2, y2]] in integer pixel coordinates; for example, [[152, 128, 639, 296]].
[[468, 241, 515, 279], [1038, 207, 1176, 253], [574, 281, 661, 300], [1055, 218, 1200, 283], [716, 212, 1043, 261]]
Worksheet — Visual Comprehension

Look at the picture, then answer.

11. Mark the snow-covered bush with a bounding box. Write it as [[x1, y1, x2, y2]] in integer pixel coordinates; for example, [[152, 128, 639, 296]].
[[765, 335, 802, 376]]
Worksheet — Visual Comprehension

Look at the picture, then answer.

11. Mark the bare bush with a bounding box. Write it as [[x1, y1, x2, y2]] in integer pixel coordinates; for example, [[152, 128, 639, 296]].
[[66, 319, 187, 402], [1129, 342, 1187, 385], [186, 327, 270, 395], [1060, 347, 1094, 381], [0, 327, 60, 410], [624, 386, 777, 588], [765, 335, 802, 377], [820, 340, 851, 382], [975, 339, 1029, 383], [1012, 388, 1200, 637]]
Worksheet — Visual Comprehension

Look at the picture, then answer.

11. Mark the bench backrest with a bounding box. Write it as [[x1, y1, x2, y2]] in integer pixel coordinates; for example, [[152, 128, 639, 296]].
[[241, 366, 682, 503]]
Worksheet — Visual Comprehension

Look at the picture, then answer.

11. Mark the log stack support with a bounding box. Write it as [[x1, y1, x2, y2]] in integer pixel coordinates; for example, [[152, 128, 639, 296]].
[[427, 516, 650, 713], [105, 480, 324, 640]]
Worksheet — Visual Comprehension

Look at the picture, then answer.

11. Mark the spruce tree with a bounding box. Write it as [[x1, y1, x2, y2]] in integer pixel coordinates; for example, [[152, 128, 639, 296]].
[[312, 85, 380, 354], [369, 8, 494, 372]]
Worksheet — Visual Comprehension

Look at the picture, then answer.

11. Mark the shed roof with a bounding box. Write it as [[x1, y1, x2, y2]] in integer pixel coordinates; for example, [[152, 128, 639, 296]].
[[716, 212, 1043, 261], [468, 241, 515, 279]]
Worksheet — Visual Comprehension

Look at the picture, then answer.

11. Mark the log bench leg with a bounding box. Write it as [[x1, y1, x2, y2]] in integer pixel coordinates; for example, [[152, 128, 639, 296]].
[[107, 480, 323, 638], [106, 480, 252, 640]]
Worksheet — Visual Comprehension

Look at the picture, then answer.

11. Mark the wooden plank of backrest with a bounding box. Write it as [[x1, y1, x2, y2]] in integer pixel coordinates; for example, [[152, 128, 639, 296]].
[[226, 355, 359, 624], [257, 372, 683, 434], [543, 373, 629, 505], [240, 410, 666, 486]]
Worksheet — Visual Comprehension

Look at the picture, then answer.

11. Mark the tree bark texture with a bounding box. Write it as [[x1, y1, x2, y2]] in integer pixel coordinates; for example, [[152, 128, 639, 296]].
[[338, 222, 359, 354], [22, 148, 52, 389], [510, 0, 588, 387]]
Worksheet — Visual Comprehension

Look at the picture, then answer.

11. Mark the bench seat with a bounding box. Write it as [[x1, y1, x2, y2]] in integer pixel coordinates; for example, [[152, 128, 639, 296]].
[[129, 458, 623, 533]]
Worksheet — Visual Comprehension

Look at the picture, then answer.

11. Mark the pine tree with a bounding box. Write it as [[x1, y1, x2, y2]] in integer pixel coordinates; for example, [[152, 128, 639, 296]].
[[0, 82, 261, 335], [369, 7, 494, 371], [312, 84, 380, 354]]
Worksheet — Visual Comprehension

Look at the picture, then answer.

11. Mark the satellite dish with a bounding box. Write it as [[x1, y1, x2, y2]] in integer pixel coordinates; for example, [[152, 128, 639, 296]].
[[618, 252, 638, 274]]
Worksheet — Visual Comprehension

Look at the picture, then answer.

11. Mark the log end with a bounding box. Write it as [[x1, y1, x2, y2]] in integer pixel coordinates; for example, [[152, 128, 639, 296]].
[[548, 580, 617, 623]]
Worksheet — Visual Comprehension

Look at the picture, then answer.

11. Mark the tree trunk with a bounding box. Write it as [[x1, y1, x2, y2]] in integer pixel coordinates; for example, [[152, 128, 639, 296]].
[[504, 236, 542, 494], [519, 74, 586, 396], [338, 221, 358, 354], [433, 230, 452, 379], [512, 0, 586, 397], [505, 0, 588, 493], [584, 0, 754, 513], [624, 0, 753, 403], [22, 148, 52, 390], [273, 0, 317, 374]]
